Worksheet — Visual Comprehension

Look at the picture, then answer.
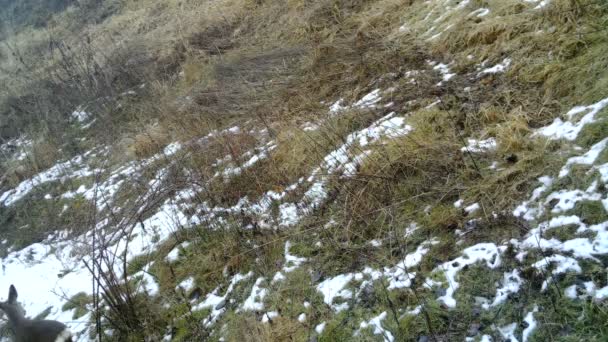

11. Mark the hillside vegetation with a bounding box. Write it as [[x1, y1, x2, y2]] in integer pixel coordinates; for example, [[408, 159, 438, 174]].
[[1, 0, 608, 341]]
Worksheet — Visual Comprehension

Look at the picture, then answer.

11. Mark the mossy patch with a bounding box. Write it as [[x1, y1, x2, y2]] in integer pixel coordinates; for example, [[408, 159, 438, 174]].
[[569, 200, 608, 225], [577, 119, 608, 148], [544, 224, 582, 241]]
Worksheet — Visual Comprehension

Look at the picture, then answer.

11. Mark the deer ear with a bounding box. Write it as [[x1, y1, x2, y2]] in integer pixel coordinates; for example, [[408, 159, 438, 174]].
[[8, 285, 17, 304]]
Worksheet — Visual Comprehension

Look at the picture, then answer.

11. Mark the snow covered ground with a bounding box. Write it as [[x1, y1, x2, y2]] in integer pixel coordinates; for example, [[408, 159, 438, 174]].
[[0, 88, 414, 340]]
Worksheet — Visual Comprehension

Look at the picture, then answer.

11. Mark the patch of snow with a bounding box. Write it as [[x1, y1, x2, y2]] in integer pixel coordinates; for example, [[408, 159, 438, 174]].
[[242, 277, 267, 311], [354, 89, 382, 108], [432, 62, 456, 85], [483, 270, 522, 309], [0, 150, 101, 206], [218, 142, 276, 180], [134, 268, 159, 296], [465, 203, 480, 214], [176, 276, 195, 292], [533, 255, 581, 291], [71, 109, 91, 123], [369, 239, 382, 247], [359, 312, 394, 342], [545, 188, 601, 214], [165, 242, 190, 262], [283, 241, 306, 272], [497, 323, 519, 342], [278, 203, 300, 227], [194, 272, 252, 327], [215, 109, 412, 229], [462, 138, 497, 153], [384, 241, 437, 289], [513, 176, 554, 220], [565, 284, 578, 298], [0, 241, 93, 339], [537, 97, 608, 141], [432, 243, 505, 308], [330, 99, 348, 114], [163, 142, 182, 156], [522, 306, 539, 342], [559, 138, 608, 177], [594, 285, 608, 300], [261, 311, 279, 323], [469, 8, 490, 17], [479, 58, 512, 75], [317, 274, 354, 309], [272, 272, 285, 283], [525, 0, 550, 9], [302, 122, 319, 131]]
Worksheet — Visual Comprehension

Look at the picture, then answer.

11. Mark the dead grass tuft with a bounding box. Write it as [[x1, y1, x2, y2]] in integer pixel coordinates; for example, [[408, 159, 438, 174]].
[[130, 124, 171, 159]]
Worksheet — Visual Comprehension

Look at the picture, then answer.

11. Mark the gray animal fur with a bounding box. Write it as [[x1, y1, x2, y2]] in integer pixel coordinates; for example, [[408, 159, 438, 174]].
[[0, 285, 72, 342]]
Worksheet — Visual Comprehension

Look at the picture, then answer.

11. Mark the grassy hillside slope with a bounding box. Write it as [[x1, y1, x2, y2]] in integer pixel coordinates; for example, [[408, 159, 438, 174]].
[[0, 0, 608, 341]]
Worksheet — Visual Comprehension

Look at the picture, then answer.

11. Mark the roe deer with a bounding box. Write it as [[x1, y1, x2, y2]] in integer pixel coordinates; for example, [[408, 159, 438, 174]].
[[0, 285, 72, 342]]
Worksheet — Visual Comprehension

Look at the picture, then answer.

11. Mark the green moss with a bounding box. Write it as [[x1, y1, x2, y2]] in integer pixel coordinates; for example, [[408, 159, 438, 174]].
[[569, 200, 608, 225], [579, 261, 608, 286], [548, 164, 595, 195], [454, 265, 502, 301], [419, 236, 459, 273], [170, 306, 212, 341], [576, 119, 608, 148], [421, 205, 463, 233], [531, 299, 608, 341], [288, 240, 317, 258], [265, 268, 324, 318], [544, 224, 580, 241], [319, 313, 360, 342], [597, 146, 608, 165]]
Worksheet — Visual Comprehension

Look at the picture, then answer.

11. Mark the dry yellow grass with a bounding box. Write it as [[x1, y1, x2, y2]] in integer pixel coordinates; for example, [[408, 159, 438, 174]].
[[130, 124, 170, 159]]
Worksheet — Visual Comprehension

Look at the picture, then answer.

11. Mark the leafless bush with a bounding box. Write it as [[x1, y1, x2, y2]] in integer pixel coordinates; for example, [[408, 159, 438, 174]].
[[82, 158, 181, 340], [0, 32, 149, 141]]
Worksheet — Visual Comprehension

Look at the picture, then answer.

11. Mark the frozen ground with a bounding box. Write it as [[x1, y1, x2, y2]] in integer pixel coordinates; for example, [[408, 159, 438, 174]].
[[2, 64, 607, 340], [0, 88, 415, 340], [0, 1, 605, 337]]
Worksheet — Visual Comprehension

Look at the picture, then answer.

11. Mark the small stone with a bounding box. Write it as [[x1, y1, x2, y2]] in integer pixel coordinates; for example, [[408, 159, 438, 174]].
[[417, 336, 429, 342], [548, 198, 559, 209], [311, 270, 322, 283], [505, 153, 518, 163], [465, 220, 478, 230], [214, 299, 226, 310], [467, 323, 481, 336], [435, 288, 447, 297]]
